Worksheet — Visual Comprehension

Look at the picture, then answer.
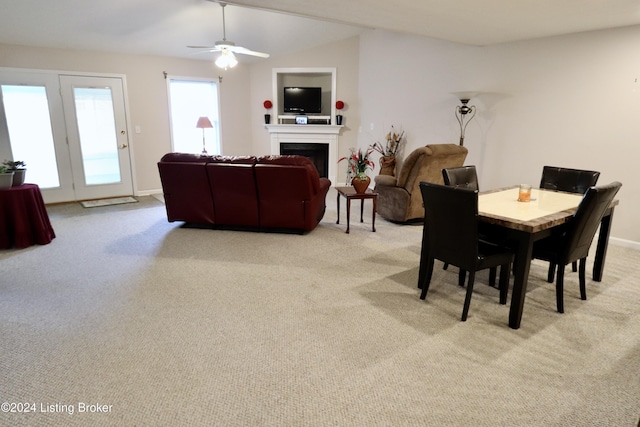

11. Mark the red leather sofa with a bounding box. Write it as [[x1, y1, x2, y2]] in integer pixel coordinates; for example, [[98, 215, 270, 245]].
[[157, 153, 331, 233]]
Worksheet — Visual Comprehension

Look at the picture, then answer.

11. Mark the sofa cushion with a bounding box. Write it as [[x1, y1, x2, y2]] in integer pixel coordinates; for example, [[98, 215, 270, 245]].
[[257, 155, 320, 194], [157, 160, 215, 223], [206, 162, 260, 227], [161, 152, 212, 163]]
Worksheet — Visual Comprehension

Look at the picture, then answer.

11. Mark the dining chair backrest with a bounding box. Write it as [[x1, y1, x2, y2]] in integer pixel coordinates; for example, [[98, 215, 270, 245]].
[[561, 181, 622, 263], [442, 165, 479, 191], [539, 166, 600, 194], [420, 182, 479, 271]]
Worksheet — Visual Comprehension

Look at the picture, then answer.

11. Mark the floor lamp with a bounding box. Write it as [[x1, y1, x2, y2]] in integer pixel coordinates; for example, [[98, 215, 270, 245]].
[[196, 116, 213, 155], [454, 97, 477, 147]]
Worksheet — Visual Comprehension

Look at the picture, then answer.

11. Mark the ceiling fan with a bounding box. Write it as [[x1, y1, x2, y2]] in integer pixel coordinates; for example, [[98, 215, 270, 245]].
[[188, 2, 270, 69]]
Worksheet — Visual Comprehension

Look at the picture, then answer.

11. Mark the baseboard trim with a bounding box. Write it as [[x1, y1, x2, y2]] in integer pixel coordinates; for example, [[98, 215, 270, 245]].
[[136, 189, 163, 197], [610, 237, 640, 251]]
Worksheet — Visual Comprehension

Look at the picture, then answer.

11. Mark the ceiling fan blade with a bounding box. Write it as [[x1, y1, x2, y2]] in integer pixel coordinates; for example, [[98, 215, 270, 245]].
[[186, 46, 222, 55], [186, 2, 270, 61], [187, 45, 217, 49], [226, 45, 270, 58]]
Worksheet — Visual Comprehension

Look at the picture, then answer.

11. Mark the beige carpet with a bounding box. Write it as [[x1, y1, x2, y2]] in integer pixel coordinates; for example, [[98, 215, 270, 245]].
[[1, 189, 638, 426]]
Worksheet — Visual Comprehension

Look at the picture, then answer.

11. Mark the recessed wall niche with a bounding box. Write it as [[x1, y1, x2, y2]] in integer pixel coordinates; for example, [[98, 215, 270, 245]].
[[272, 67, 337, 125]]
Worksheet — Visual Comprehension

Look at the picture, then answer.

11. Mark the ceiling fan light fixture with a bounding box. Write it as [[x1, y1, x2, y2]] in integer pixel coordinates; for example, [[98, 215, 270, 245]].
[[215, 49, 238, 70]]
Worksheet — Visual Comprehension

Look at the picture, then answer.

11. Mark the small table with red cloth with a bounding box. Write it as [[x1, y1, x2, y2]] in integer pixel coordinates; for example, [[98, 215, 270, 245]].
[[0, 183, 55, 249]]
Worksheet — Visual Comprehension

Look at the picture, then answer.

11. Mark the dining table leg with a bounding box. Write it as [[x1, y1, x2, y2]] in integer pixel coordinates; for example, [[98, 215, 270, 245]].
[[509, 231, 536, 329]]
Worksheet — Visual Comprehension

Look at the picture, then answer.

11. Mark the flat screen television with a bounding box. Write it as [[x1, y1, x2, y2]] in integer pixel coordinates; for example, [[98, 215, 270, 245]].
[[283, 87, 322, 114]]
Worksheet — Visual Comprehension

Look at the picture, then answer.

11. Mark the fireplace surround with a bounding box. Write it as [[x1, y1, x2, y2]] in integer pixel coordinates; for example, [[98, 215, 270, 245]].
[[266, 124, 341, 184]]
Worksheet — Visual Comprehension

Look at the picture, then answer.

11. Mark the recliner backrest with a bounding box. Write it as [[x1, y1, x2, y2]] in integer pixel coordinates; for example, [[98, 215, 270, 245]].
[[562, 181, 622, 263], [540, 166, 600, 194], [420, 182, 479, 271]]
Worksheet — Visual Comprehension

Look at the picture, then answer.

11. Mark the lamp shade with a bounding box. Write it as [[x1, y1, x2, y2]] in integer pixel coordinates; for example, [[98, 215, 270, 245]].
[[215, 49, 238, 70], [196, 116, 213, 129]]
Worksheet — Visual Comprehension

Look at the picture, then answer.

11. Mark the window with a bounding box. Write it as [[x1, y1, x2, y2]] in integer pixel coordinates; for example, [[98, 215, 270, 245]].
[[167, 78, 220, 155], [1, 84, 60, 188]]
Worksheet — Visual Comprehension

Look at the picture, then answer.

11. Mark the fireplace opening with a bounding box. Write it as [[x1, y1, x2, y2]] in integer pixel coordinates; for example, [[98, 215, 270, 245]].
[[280, 143, 329, 178]]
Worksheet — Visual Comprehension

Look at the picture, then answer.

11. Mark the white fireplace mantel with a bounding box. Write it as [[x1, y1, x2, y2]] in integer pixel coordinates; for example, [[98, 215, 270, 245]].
[[266, 124, 342, 184]]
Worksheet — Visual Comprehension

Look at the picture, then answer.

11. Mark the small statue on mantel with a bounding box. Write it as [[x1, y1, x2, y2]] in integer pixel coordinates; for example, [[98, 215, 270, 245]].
[[370, 126, 405, 176]]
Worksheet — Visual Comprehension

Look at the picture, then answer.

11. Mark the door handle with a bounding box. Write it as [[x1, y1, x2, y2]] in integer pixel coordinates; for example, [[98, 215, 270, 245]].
[[119, 143, 128, 149]]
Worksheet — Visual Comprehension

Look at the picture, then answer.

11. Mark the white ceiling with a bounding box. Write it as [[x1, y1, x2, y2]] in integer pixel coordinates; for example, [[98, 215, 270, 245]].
[[1, 0, 640, 64]]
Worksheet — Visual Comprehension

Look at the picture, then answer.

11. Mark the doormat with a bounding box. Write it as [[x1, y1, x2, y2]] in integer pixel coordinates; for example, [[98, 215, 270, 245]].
[[81, 197, 138, 208]]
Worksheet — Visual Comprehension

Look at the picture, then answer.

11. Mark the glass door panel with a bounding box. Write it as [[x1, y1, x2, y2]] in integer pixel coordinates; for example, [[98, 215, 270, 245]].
[[73, 87, 121, 185], [60, 75, 133, 201]]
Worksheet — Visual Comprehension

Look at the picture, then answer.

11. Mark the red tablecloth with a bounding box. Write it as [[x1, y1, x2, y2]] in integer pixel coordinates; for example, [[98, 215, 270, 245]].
[[0, 183, 55, 249]]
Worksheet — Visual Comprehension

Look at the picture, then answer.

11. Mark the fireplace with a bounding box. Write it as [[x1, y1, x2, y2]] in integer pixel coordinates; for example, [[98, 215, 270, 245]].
[[280, 143, 329, 178], [266, 124, 341, 184]]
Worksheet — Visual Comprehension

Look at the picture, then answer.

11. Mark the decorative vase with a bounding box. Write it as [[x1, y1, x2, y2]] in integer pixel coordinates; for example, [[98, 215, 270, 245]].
[[379, 156, 396, 176], [264, 114, 271, 124], [352, 173, 370, 194], [336, 114, 343, 125], [0, 171, 14, 190], [12, 169, 26, 186]]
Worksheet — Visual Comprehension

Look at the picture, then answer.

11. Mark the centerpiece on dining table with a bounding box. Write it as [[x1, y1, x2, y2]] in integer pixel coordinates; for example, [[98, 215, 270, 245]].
[[338, 147, 375, 194]]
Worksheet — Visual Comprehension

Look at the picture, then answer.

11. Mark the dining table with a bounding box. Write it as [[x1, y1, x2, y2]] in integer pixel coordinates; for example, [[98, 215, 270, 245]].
[[478, 186, 618, 329]]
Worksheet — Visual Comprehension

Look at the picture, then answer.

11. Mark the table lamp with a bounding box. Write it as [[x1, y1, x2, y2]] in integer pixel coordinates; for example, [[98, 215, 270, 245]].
[[196, 116, 213, 155]]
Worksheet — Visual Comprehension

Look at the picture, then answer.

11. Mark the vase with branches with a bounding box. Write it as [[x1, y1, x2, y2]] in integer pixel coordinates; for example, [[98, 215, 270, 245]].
[[369, 126, 405, 176]]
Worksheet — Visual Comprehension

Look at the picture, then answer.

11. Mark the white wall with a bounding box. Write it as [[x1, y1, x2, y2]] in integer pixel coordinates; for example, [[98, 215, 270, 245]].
[[248, 37, 360, 162], [0, 43, 252, 193], [357, 27, 640, 244]]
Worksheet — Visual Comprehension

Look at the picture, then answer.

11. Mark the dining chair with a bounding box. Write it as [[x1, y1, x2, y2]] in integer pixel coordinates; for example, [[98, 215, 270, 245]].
[[532, 181, 622, 313], [441, 165, 497, 286], [539, 166, 601, 280], [539, 166, 600, 194], [442, 165, 479, 190], [418, 182, 513, 322]]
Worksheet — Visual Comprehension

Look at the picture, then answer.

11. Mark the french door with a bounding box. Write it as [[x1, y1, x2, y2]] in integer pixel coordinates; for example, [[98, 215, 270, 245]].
[[0, 70, 133, 203], [59, 75, 133, 201]]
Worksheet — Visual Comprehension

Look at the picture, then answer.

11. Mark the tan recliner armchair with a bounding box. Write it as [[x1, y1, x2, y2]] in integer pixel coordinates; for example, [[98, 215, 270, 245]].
[[374, 144, 468, 222]]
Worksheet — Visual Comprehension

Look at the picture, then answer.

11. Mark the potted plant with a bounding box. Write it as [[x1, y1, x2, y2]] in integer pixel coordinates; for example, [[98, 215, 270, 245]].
[[0, 165, 14, 190], [370, 126, 405, 176], [338, 147, 375, 193], [2, 160, 26, 186]]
